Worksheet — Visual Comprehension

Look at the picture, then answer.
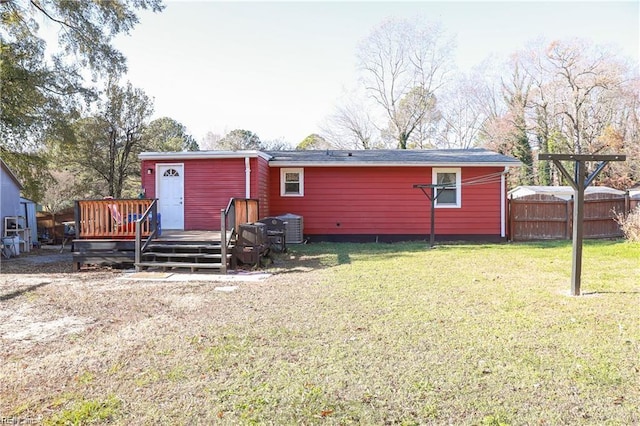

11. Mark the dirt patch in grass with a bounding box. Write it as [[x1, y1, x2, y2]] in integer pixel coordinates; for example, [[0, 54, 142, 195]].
[[1, 241, 639, 424]]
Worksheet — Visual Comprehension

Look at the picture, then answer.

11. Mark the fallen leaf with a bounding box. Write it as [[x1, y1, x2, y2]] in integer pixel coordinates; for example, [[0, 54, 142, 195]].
[[321, 410, 334, 417]]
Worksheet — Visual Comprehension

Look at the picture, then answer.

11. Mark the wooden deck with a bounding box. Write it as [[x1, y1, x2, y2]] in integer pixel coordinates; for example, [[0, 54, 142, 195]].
[[71, 197, 258, 273], [72, 230, 232, 271]]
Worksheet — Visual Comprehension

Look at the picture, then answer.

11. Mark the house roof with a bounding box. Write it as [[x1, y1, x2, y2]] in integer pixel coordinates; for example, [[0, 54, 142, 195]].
[[509, 185, 626, 200], [139, 150, 271, 161], [1, 158, 24, 190], [265, 149, 521, 167], [139, 148, 521, 168]]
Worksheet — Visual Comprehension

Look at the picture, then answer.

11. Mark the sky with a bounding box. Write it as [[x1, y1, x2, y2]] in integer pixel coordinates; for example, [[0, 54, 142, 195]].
[[111, 1, 640, 147]]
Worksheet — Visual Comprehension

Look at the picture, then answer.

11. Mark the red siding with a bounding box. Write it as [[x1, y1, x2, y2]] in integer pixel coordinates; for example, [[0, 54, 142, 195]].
[[268, 166, 504, 236], [251, 157, 270, 219], [141, 160, 156, 198], [142, 158, 246, 230], [141, 157, 505, 237]]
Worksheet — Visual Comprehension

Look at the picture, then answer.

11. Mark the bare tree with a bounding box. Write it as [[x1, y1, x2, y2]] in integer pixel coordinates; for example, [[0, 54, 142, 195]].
[[200, 131, 222, 150], [595, 78, 640, 188], [540, 39, 627, 154], [495, 59, 534, 184], [357, 17, 454, 149], [322, 101, 378, 150], [40, 170, 79, 216], [437, 73, 487, 149], [473, 39, 639, 187]]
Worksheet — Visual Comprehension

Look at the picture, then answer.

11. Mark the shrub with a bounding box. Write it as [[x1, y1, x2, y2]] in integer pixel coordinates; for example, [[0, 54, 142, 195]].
[[616, 206, 640, 242]]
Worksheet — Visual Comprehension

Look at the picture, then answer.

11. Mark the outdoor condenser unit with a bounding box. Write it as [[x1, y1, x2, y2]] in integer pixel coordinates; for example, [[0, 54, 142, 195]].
[[276, 213, 303, 244]]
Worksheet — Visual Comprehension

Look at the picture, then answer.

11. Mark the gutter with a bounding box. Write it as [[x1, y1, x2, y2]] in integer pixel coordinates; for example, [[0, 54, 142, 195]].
[[267, 161, 522, 168], [245, 157, 251, 198], [501, 167, 509, 238], [139, 150, 272, 161]]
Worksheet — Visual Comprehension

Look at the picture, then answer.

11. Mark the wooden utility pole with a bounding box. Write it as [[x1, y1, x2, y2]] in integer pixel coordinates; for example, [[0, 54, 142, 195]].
[[538, 154, 625, 296]]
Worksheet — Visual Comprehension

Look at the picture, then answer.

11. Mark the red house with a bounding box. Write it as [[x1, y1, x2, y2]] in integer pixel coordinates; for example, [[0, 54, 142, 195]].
[[139, 149, 521, 242]]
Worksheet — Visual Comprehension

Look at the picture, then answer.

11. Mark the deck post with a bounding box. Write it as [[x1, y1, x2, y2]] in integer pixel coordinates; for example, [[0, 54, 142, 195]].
[[220, 208, 227, 274], [74, 201, 81, 240], [135, 219, 141, 272]]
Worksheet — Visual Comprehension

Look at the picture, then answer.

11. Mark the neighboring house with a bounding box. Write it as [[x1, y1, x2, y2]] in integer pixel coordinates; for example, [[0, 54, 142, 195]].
[[139, 149, 521, 242], [1, 158, 24, 237]]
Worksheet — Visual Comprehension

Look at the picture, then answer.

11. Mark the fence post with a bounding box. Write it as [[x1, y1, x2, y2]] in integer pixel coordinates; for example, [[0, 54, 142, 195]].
[[566, 199, 572, 240], [508, 198, 514, 242]]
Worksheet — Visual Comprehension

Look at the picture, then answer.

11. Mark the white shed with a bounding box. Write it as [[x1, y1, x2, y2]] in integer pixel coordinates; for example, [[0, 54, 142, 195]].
[[508, 185, 626, 201]]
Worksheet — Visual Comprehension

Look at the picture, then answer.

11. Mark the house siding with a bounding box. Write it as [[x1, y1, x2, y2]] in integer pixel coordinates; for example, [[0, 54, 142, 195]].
[[1, 166, 22, 236], [141, 160, 156, 199], [251, 156, 270, 219], [268, 166, 503, 237], [142, 158, 246, 230]]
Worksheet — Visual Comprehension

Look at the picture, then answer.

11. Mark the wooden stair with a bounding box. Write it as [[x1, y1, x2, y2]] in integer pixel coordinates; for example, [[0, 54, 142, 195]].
[[135, 240, 234, 273]]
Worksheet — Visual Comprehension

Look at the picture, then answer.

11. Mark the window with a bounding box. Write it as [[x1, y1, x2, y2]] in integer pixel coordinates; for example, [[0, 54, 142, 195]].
[[163, 168, 180, 177], [281, 168, 304, 196], [433, 168, 461, 208]]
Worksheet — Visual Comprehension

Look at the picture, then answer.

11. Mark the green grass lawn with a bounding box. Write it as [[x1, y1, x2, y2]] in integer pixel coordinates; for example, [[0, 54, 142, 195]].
[[250, 240, 640, 425], [2, 240, 639, 425]]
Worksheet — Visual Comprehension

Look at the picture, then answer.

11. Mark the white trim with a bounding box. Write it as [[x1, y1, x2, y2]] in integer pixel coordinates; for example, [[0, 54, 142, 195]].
[[156, 163, 185, 230], [501, 167, 507, 238], [245, 157, 251, 198], [432, 168, 461, 208], [280, 168, 304, 197], [140, 150, 272, 161], [268, 161, 519, 168], [1, 159, 24, 189]]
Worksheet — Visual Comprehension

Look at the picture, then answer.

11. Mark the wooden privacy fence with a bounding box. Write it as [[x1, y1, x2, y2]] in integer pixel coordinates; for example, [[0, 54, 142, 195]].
[[508, 195, 633, 241], [75, 199, 156, 239]]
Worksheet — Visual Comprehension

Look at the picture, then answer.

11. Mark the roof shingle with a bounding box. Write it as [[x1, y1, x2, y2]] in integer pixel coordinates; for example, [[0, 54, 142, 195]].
[[265, 149, 521, 167]]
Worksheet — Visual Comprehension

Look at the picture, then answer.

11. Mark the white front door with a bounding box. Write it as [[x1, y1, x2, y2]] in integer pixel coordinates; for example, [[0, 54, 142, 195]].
[[157, 164, 184, 230]]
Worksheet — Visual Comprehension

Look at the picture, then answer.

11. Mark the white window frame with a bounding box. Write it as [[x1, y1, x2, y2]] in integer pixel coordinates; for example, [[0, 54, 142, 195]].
[[280, 168, 304, 197], [432, 167, 461, 208]]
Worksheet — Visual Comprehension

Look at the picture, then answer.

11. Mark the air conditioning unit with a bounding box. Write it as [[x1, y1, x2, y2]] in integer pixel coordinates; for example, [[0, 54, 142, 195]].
[[277, 213, 303, 243]]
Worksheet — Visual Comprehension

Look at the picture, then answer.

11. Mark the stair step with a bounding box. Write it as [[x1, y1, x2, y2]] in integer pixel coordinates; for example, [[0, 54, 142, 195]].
[[143, 252, 224, 259], [135, 261, 226, 269], [147, 243, 224, 250]]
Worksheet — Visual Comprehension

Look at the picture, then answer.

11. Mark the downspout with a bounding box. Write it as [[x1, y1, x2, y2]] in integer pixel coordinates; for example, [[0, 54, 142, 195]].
[[501, 167, 509, 238], [245, 157, 251, 199]]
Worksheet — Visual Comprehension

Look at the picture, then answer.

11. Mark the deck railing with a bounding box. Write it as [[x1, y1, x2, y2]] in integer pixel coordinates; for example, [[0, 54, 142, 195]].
[[135, 199, 159, 271], [221, 198, 259, 237], [75, 199, 156, 239], [220, 207, 227, 274], [221, 198, 260, 273]]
